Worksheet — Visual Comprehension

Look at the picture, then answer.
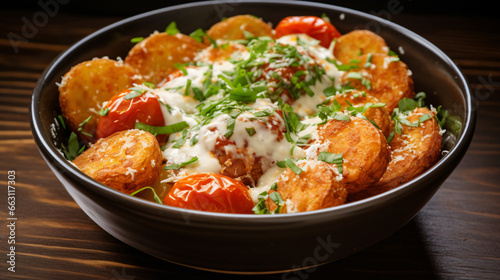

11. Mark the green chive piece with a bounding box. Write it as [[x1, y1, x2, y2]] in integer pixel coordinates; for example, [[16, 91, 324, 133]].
[[285, 158, 302, 175], [79, 115, 92, 127], [130, 186, 163, 204], [175, 63, 188, 75], [57, 115, 67, 129], [245, 127, 256, 136], [130, 37, 144, 43], [134, 121, 189, 135], [165, 22, 179, 35], [318, 152, 343, 174], [62, 132, 84, 161], [189, 28, 206, 43], [164, 157, 199, 170], [124, 87, 146, 100], [98, 107, 110, 117], [143, 82, 156, 89], [184, 79, 192, 96], [386, 129, 395, 144]]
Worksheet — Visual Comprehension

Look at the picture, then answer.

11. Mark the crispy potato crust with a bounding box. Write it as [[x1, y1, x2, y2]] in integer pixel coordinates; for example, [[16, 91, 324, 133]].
[[206, 15, 274, 41], [58, 58, 141, 142], [349, 107, 442, 201], [195, 41, 248, 63], [331, 90, 392, 137], [266, 160, 347, 213], [124, 32, 206, 84], [73, 129, 163, 194], [343, 53, 414, 113], [314, 116, 391, 193], [333, 30, 389, 64]]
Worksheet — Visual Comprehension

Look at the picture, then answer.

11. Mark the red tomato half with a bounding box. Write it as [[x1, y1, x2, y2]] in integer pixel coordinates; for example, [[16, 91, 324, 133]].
[[164, 173, 255, 214], [96, 89, 165, 143], [275, 16, 341, 48]]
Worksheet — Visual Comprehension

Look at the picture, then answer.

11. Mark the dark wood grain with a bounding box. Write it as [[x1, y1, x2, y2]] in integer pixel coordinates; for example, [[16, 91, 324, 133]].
[[1, 4, 499, 280]]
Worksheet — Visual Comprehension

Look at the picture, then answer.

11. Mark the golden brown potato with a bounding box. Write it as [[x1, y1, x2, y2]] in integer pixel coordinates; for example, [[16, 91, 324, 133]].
[[330, 90, 392, 137], [333, 30, 389, 64], [206, 15, 274, 41], [124, 32, 206, 84], [349, 107, 442, 201], [313, 116, 390, 193], [73, 129, 163, 194], [343, 53, 414, 113], [195, 41, 248, 63], [266, 160, 347, 213], [58, 58, 141, 143]]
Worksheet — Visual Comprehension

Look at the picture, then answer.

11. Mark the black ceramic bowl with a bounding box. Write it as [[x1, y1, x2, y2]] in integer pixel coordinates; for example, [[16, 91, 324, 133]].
[[30, 0, 475, 274]]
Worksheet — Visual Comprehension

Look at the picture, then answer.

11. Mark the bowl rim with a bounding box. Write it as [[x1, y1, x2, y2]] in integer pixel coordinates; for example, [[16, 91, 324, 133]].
[[30, 0, 476, 223]]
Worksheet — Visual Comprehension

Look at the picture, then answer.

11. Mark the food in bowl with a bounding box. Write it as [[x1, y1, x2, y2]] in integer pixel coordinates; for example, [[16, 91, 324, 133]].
[[56, 14, 447, 214]]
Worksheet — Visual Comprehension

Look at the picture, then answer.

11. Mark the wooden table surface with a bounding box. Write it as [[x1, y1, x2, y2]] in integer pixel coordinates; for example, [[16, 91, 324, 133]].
[[1, 2, 499, 279]]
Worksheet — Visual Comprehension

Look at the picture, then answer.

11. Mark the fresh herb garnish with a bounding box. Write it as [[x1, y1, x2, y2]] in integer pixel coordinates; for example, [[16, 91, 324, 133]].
[[364, 53, 373, 68], [62, 132, 85, 161], [130, 37, 144, 43], [326, 57, 360, 71], [124, 87, 146, 100], [130, 186, 163, 204], [165, 22, 179, 35], [164, 157, 199, 170], [189, 28, 206, 43], [252, 182, 283, 214], [252, 191, 270, 214], [98, 107, 110, 117], [134, 121, 189, 135], [57, 115, 67, 129], [318, 152, 343, 174], [388, 97, 434, 142], [175, 63, 188, 75], [245, 127, 256, 136], [345, 72, 371, 90], [76, 116, 93, 138], [277, 158, 303, 175], [143, 81, 156, 89]]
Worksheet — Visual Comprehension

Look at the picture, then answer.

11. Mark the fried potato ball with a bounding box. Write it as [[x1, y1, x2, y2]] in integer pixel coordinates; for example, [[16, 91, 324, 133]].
[[343, 53, 414, 113], [206, 15, 274, 41], [349, 107, 442, 201], [333, 30, 389, 64], [124, 32, 206, 84], [266, 160, 347, 213], [195, 41, 248, 62], [58, 58, 141, 143], [72, 129, 163, 194], [314, 116, 390, 193], [330, 90, 392, 137]]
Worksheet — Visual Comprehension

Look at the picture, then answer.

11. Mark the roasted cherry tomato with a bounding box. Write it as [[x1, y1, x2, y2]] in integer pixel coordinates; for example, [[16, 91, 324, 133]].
[[164, 173, 255, 214], [96, 89, 166, 143], [275, 16, 341, 48]]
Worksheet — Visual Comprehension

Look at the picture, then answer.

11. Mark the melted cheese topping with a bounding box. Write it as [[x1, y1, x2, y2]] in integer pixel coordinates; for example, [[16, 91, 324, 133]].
[[151, 34, 346, 195]]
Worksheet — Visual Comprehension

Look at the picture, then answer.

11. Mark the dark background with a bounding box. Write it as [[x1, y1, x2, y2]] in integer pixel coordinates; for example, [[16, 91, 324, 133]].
[[3, 0, 498, 17]]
